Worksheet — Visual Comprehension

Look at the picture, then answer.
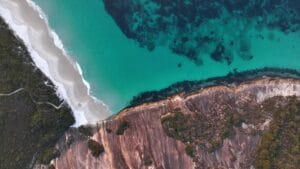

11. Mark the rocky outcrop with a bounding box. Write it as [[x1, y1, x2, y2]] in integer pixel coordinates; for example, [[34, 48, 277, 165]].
[[51, 77, 300, 169]]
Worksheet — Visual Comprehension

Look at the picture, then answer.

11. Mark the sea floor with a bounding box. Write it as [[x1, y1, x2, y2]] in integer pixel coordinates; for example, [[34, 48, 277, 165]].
[[30, 0, 300, 112]]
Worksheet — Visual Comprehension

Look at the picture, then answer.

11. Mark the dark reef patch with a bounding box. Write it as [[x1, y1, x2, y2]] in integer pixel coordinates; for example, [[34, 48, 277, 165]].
[[210, 43, 233, 65], [127, 67, 300, 109], [103, 0, 300, 65]]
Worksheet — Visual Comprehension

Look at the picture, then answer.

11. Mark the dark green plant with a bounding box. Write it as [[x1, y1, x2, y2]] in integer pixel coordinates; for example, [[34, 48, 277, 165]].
[[255, 97, 300, 169], [185, 144, 195, 157], [0, 17, 74, 168], [208, 140, 221, 153], [116, 120, 130, 135], [37, 148, 60, 165], [106, 128, 112, 133], [143, 157, 152, 166], [161, 110, 191, 140], [78, 125, 94, 137], [87, 139, 105, 157], [48, 164, 56, 169]]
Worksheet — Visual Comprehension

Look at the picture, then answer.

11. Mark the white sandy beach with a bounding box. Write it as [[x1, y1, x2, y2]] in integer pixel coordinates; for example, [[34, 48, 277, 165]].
[[0, 0, 112, 126]]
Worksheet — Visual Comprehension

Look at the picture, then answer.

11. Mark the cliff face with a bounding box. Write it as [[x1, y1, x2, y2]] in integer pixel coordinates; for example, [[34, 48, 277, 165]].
[[52, 78, 300, 169]]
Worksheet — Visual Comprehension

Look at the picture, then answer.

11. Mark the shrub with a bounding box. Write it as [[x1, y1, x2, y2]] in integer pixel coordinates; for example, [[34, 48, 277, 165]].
[[78, 125, 93, 136], [116, 120, 130, 135], [161, 110, 190, 140], [185, 144, 195, 157], [106, 128, 112, 133], [48, 164, 55, 169], [87, 139, 104, 157], [143, 157, 152, 166], [208, 140, 221, 153], [37, 147, 60, 164], [255, 97, 300, 169]]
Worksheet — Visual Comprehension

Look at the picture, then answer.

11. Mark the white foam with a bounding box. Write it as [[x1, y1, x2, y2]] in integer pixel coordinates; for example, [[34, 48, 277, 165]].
[[0, 0, 112, 126]]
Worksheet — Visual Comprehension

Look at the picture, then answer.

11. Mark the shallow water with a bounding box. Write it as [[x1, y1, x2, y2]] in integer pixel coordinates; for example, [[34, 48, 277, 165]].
[[32, 0, 300, 112]]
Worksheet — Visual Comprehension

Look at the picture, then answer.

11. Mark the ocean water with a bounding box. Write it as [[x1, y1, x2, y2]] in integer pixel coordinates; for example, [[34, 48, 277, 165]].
[[32, 0, 300, 112]]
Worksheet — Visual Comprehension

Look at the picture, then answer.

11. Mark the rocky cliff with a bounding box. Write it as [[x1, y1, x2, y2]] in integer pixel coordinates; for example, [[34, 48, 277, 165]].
[[48, 77, 300, 169]]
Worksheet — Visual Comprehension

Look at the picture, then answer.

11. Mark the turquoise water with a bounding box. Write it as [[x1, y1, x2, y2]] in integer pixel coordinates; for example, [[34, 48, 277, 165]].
[[32, 0, 300, 112]]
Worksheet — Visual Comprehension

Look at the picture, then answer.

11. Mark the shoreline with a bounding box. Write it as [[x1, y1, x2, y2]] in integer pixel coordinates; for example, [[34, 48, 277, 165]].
[[118, 75, 300, 119], [0, 0, 111, 126], [127, 67, 300, 109], [2, 0, 300, 127]]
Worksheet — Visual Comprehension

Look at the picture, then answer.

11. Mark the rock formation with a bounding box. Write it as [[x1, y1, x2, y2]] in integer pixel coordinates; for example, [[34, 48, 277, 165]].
[[50, 77, 300, 169]]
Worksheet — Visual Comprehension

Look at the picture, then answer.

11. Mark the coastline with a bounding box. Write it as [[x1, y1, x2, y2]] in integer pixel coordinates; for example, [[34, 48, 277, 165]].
[[52, 76, 300, 169], [128, 67, 300, 109], [0, 0, 111, 126], [120, 76, 300, 118], [2, 0, 300, 126]]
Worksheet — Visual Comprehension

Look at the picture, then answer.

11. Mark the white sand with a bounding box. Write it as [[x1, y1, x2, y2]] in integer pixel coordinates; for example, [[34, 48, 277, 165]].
[[0, 0, 112, 126]]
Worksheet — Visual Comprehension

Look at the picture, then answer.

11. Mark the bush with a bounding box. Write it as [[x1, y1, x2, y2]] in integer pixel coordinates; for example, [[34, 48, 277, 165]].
[[37, 148, 60, 164], [161, 110, 190, 140], [78, 125, 93, 136], [185, 144, 195, 157], [255, 97, 300, 169], [116, 120, 130, 135], [208, 140, 221, 153], [87, 139, 104, 157], [0, 18, 74, 168], [143, 156, 152, 166], [48, 164, 55, 169], [106, 128, 112, 133]]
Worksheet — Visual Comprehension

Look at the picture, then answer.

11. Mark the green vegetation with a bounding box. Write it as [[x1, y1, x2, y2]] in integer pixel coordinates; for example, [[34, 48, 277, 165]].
[[143, 155, 153, 166], [106, 128, 112, 133], [161, 109, 192, 140], [185, 144, 196, 157], [116, 120, 130, 135], [48, 164, 55, 169], [37, 147, 60, 165], [78, 125, 94, 137], [87, 139, 105, 157], [207, 140, 221, 153], [255, 97, 300, 169], [161, 108, 230, 154], [161, 96, 290, 158], [161, 108, 222, 155], [0, 17, 74, 169], [221, 112, 244, 139]]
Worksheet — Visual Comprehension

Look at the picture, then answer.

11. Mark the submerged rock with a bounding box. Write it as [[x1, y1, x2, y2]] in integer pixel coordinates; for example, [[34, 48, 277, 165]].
[[103, 0, 300, 65]]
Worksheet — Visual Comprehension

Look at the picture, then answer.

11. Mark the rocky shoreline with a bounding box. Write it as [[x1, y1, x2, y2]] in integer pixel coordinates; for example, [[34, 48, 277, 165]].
[[48, 77, 300, 169], [128, 67, 300, 108]]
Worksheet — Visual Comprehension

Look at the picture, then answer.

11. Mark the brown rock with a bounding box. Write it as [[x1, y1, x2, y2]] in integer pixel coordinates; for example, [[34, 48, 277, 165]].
[[51, 77, 300, 169]]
